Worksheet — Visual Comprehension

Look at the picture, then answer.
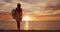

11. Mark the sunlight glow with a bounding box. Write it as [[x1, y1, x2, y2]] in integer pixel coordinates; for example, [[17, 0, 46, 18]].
[[22, 15, 31, 30], [22, 16, 31, 21]]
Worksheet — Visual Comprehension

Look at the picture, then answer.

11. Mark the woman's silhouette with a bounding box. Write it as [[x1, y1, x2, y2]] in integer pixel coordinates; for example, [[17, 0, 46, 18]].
[[12, 3, 22, 31]]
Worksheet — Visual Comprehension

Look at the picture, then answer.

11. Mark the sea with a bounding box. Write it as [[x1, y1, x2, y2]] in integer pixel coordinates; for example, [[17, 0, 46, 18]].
[[0, 20, 60, 30]]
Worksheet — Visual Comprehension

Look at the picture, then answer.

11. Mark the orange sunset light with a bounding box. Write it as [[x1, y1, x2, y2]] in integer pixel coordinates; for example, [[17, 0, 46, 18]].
[[22, 15, 32, 21]]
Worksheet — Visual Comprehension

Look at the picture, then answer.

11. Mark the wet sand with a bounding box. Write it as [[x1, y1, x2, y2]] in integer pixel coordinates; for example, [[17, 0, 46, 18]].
[[0, 30, 60, 32]]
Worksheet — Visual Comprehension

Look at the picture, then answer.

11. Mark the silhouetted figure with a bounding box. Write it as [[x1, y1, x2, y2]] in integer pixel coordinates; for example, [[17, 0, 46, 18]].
[[11, 3, 22, 31]]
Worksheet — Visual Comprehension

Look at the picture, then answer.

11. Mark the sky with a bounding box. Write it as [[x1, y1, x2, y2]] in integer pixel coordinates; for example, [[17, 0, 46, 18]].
[[0, 0, 60, 21], [0, 0, 60, 30]]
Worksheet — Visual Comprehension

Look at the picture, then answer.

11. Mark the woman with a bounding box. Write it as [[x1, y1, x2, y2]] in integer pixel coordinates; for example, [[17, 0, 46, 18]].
[[12, 3, 22, 31]]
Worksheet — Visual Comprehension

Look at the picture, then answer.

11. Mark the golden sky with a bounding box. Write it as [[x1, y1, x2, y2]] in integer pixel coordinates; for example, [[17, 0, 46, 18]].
[[0, 0, 60, 21]]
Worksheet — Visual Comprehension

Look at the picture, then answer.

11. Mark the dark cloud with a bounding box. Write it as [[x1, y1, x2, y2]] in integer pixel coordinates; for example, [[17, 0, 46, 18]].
[[44, 0, 60, 11], [20, 0, 47, 4], [45, 4, 60, 11], [4, 0, 11, 3]]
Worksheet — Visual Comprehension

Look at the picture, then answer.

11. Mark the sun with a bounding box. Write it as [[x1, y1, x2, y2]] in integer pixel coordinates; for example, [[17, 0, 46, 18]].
[[22, 15, 32, 21]]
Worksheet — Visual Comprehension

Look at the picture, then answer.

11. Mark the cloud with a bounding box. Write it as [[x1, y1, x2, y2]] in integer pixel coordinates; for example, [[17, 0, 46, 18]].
[[0, 0, 60, 15], [28, 0, 60, 15], [20, 0, 50, 4], [19, 0, 60, 15], [0, 0, 19, 12], [20, 0, 41, 4], [4, 0, 11, 3], [44, 0, 60, 10], [0, 0, 60, 21]]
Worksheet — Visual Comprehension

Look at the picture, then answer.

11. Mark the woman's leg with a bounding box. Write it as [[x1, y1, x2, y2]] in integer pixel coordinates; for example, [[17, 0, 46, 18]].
[[16, 21, 20, 31]]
